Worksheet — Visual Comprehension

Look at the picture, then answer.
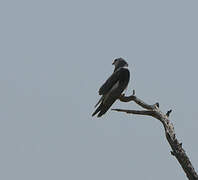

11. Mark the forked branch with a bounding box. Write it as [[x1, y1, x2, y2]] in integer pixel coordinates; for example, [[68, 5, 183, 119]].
[[112, 90, 198, 180]]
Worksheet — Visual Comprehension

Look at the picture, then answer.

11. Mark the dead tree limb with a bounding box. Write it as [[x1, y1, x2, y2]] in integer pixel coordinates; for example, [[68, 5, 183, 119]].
[[112, 90, 198, 180]]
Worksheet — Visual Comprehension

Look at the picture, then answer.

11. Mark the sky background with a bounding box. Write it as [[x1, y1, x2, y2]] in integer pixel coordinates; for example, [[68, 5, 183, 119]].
[[0, 0, 198, 180]]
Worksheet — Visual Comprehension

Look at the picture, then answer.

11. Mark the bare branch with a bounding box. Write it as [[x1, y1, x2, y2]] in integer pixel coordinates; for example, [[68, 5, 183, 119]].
[[114, 92, 198, 180], [119, 92, 159, 110]]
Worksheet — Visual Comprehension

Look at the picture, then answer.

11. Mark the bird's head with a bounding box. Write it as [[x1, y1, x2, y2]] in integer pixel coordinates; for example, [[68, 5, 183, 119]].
[[112, 58, 128, 71]]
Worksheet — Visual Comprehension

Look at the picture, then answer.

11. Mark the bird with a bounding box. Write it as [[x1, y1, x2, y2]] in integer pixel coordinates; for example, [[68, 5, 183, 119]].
[[92, 58, 130, 117]]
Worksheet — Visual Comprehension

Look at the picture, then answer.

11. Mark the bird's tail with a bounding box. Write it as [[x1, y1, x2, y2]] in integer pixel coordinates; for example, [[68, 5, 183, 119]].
[[92, 103, 102, 117], [94, 96, 103, 108]]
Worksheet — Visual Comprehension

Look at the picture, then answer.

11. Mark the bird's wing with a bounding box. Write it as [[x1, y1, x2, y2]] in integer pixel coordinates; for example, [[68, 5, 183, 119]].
[[98, 70, 120, 95], [94, 70, 120, 108], [92, 68, 130, 117]]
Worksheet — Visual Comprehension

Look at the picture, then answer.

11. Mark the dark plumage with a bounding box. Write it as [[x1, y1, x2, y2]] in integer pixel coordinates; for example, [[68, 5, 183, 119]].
[[92, 58, 130, 117]]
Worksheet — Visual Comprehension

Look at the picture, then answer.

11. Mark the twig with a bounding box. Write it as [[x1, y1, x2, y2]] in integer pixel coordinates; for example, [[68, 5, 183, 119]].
[[111, 109, 155, 116], [166, 109, 172, 117]]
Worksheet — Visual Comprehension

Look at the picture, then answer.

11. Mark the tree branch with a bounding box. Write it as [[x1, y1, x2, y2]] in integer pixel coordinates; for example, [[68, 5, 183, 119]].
[[119, 90, 159, 110], [112, 91, 198, 180], [111, 109, 155, 117]]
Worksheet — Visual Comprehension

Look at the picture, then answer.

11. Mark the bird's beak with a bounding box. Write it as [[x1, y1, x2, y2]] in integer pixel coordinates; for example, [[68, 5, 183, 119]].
[[112, 61, 115, 65]]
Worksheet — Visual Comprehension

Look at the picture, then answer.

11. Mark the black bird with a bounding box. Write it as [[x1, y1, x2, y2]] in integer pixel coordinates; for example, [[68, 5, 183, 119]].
[[92, 58, 130, 117]]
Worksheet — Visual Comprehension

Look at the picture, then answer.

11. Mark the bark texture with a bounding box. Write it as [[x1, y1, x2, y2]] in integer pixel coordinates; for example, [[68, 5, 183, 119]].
[[112, 90, 198, 180]]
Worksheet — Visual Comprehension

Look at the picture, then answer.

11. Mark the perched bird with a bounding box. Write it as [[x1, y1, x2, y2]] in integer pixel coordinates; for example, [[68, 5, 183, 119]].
[[92, 58, 130, 117]]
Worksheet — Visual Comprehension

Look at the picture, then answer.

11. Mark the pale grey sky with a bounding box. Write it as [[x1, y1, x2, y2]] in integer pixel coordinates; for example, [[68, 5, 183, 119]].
[[0, 0, 198, 180]]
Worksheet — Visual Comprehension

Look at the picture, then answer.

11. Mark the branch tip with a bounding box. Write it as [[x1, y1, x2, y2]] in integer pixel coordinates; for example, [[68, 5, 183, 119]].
[[132, 89, 135, 95], [179, 143, 182, 148], [166, 109, 172, 117], [171, 151, 175, 156], [155, 102, 159, 108]]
